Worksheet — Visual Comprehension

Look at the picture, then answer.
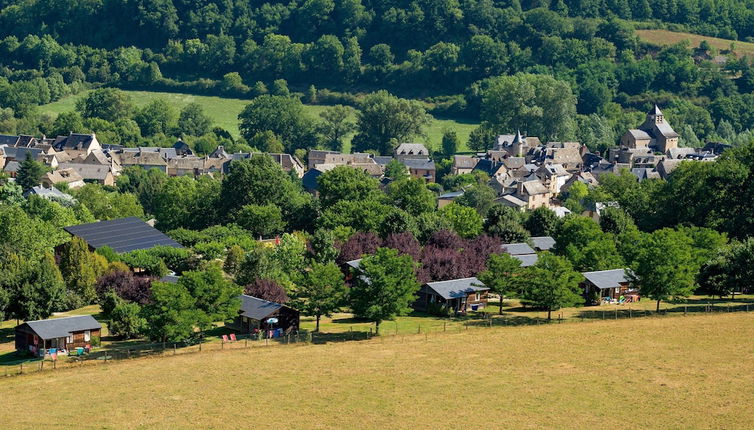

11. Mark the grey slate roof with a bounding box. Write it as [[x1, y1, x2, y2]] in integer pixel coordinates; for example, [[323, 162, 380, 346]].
[[395, 143, 429, 156], [502, 243, 536, 255], [531, 236, 555, 251], [513, 254, 538, 267], [239, 295, 284, 320], [425, 277, 488, 300], [64, 217, 183, 253], [627, 129, 651, 140], [439, 190, 465, 199], [24, 186, 75, 202], [0, 134, 19, 146], [401, 158, 435, 170], [582, 269, 629, 289], [22, 315, 101, 340]]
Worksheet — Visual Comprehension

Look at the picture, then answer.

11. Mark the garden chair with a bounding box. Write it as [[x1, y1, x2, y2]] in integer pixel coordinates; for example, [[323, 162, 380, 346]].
[[222, 335, 229, 343], [229, 334, 237, 342]]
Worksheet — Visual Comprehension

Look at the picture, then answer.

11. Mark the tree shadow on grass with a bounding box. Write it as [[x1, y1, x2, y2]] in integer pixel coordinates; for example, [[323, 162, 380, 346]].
[[0, 351, 41, 366]]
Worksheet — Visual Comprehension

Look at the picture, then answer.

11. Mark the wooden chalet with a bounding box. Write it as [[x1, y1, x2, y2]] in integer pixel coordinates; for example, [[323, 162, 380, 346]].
[[227, 295, 300, 334], [582, 268, 638, 304], [15, 315, 101, 357], [414, 277, 489, 314]]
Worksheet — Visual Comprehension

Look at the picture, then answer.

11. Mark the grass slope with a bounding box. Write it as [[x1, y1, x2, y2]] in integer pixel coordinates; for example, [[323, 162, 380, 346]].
[[1, 313, 753, 429], [636, 29, 754, 58], [40, 90, 479, 152]]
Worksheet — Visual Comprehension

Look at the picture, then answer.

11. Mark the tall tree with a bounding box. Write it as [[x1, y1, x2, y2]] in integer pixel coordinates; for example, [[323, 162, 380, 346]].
[[16, 153, 46, 191], [317, 105, 356, 151], [317, 166, 382, 209], [522, 253, 583, 320], [58, 237, 98, 306], [350, 248, 419, 334], [478, 253, 523, 314], [629, 229, 697, 312], [351, 90, 431, 154], [178, 102, 213, 136], [481, 73, 577, 141], [238, 95, 316, 152], [295, 262, 347, 331]]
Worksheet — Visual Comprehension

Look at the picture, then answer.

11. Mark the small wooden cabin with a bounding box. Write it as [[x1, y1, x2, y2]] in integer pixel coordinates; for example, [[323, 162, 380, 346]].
[[582, 268, 637, 303], [228, 295, 300, 334], [15, 315, 101, 356], [414, 277, 489, 314]]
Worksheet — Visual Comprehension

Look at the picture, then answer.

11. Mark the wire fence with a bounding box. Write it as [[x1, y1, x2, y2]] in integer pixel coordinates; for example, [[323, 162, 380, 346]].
[[3, 301, 753, 378]]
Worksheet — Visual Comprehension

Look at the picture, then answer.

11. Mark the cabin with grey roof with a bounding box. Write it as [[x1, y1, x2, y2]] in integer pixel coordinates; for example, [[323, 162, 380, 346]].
[[413, 277, 489, 314]]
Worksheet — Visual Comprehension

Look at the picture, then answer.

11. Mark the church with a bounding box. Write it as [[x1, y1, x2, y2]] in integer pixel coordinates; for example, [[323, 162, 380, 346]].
[[620, 105, 679, 154]]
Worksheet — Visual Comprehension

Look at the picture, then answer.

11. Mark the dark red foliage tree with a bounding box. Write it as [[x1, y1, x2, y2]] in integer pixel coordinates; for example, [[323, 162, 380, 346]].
[[418, 234, 502, 283], [336, 231, 383, 265], [426, 229, 463, 250], [244, 279, 289, 303], [96, 270, 153, 305], [383, 231, 421, 260], [462, 234, 503, 276], [417, 245, 463, 283]]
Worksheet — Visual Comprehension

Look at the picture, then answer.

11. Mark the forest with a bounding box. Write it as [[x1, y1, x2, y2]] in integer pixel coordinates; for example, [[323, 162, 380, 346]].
[[0, 0, 754, 153]]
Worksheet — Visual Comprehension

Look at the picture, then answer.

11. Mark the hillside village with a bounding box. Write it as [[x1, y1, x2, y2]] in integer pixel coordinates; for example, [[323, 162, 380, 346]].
[[0, 101, 747, 365], [0, 105, 727, 213]]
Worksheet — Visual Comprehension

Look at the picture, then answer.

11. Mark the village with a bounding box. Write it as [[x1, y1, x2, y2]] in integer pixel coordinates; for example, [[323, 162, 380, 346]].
[[0, 104, 747, 370]]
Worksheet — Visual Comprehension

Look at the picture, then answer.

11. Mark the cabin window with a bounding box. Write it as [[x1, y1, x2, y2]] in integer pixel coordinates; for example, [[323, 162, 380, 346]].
[[475, 293, 480, 301], [84, 330, 91, 342], [66, 334, 73, 344]]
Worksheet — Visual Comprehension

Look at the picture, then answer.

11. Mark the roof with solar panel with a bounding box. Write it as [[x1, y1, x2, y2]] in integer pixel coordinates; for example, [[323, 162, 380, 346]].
[[64, 217, 182, 253]]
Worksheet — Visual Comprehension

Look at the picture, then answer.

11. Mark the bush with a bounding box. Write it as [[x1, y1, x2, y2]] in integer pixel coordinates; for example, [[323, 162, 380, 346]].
[[99, 289, 123, 318], [427, 302, 454, 317], [108, 302, 145, 339]]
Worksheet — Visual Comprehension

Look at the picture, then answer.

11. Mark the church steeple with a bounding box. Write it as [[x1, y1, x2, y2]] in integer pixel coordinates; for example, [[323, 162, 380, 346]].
[[647, 105, 664, 124]]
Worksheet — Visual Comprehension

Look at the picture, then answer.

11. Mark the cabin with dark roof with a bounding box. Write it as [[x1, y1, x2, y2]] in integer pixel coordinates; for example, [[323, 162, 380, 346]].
[[63, 217, 182, 253], [15, 315, 101, 357], [581, 268, 638, 304], [227, 295, 300, 334], [414, 277, 489, 314]]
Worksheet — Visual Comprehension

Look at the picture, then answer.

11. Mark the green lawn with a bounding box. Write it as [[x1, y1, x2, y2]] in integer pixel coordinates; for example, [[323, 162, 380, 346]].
[[40, 89, 479, 152]]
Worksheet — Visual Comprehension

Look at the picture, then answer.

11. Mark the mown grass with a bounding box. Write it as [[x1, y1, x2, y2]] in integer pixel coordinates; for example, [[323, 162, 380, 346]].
[[636, 29, 754, 58], [39, 89, 479, 152], [1, 313, 753, 429]]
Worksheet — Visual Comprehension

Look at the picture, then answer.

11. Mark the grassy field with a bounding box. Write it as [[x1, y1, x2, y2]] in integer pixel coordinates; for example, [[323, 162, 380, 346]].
[[636, 29, 754, 58], [39, 90, 479, 152], [1, 313, 753, 429]]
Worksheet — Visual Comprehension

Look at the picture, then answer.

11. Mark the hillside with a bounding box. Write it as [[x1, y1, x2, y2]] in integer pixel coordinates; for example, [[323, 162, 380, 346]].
[[637, 29, 754, 58], [2, 314, 753, 429], [39, 90, 479, 152]]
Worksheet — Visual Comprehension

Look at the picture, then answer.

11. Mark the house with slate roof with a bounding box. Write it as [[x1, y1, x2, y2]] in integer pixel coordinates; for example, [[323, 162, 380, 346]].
[[581, 268, 637, 303], [52, 133, 102, 159], [413, 277, 489, 314], [15, 315, 101, 356], [227, 295, 300, 333]]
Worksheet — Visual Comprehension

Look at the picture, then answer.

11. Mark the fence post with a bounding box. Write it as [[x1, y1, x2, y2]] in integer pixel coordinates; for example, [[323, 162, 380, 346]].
[[684, 305, 687, 316], [221, 341, 224, 350], [615, 309, 618, 320], [245, 338, 248, 348], [418, 325, 421, 334], [20, 363, 23, 375], [199, 340, 202, 352], [443, 322, 446, 332], [629, 307, 632, 318], [53, 360, 56, 370], [602, 310, 605, 320], [40, 361, 43, 371], [174, 344, 177, 355]]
